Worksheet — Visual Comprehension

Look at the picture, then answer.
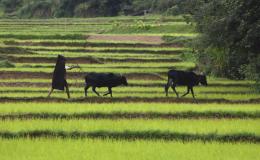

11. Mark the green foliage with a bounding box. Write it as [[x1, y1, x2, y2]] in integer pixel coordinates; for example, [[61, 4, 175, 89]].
[[0, 34, 86, 40], [240, 55, 260, 92], [108, 22, 195, 34], [162, 36, 194, 45], [190, 0, 260, 81], [0, 60, 15, 68], [180, 52, 196, 65], [56, 0, 127, 17], [0, 0, 196, 18], [74, 2, 91, 17], [1, 0, 22, 13], [17, 0, 54, 18]]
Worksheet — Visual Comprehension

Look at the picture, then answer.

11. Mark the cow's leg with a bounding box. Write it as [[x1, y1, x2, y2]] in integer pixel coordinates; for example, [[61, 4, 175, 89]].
[[84, 85, 90, 97], [109, 87, 113, 97], [65, 85, 71, 99], [181, 86, 190, 97], [92, 87, 100, 96], [47, 88, 54, 98], [165, 78, 173, 97], [171, 85, 179, 98], [190, 87, 196, 99], [190, 87, 198, 103], [104, 87, 113, 97]]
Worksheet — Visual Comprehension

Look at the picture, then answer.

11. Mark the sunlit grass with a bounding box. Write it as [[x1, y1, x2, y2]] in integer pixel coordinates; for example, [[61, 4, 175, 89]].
[[0, 139, 258, 160], [0, 103, 260, 114], [0, 119, 260, 135]]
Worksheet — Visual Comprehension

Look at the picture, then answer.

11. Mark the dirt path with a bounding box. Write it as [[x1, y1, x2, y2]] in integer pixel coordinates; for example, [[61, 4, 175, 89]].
[[87, 35, 164, 44]]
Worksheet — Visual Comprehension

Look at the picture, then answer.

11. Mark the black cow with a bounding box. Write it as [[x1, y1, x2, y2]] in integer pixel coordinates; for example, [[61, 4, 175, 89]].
[[165, 70, 207, 99], [85, 72, 128, 97]]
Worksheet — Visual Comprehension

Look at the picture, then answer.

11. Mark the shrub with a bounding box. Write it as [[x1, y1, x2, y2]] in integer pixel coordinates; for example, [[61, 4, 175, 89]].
[[162, 36, 194, 45], [17, 0, 55, 18], [0, 60, 15, 68]]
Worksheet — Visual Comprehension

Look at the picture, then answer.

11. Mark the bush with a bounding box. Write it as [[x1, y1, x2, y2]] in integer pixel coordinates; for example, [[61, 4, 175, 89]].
[[74, 2, 91, 17], [0, 60, 15, 68], [17, 0, 54, 18], [1, 0, 22, 13], [240, 55, 260, 92], [162, 36, 194, 45], [190, 0, 260, 81]]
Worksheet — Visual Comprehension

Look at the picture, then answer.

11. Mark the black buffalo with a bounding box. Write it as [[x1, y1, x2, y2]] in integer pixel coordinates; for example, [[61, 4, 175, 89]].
[[165, 70, 207, 99], [84, 72, 128, 97]]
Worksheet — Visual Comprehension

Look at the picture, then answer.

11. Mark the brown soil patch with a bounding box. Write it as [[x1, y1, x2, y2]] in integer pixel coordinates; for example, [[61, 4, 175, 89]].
[[88, 35, 164, 44]]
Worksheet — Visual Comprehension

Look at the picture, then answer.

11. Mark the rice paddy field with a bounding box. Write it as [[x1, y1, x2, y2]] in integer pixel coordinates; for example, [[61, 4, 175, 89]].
[[0, 16, 259, 160]]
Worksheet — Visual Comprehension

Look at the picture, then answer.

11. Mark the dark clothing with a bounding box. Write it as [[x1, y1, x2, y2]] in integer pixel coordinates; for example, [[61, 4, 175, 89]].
[[52, 55, 67, 90]]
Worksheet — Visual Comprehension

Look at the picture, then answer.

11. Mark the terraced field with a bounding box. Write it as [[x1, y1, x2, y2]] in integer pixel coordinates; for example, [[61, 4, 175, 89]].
[[0, 16, 259, 160]]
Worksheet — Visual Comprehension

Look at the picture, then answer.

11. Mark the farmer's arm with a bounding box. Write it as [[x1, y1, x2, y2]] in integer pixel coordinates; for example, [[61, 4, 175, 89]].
[[65, 65, 80, 70]]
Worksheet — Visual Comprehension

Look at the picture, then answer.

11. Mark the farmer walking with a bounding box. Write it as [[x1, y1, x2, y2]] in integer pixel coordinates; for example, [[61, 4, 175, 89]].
[[47, 55, 75, 99]]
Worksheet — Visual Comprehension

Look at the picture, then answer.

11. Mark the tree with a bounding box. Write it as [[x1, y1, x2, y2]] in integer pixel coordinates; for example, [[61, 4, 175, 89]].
[[1, 0, 22, 13], [190, 0, 260, 81]]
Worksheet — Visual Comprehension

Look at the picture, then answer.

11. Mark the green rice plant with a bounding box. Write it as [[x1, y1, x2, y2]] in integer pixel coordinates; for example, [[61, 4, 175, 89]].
[[107, 23, 196, 34], [20, 45, 188, 52], [0, 46, 34, 55], [0, 34, 87, 40], [0, 139, 258, 160], [0, 62, 196, 73], [0, 119, 259, 134], [3, 39, 183, 48], [0, 103, 260, 115], [0, 91, 258, 100]]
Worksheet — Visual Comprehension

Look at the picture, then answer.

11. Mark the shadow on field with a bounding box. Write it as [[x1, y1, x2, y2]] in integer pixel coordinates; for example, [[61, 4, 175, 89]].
[[0, 82, 254, 88], [0, 130, 259, 143], [0, 97, 259, 104], [1, 111, 259, 120]]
